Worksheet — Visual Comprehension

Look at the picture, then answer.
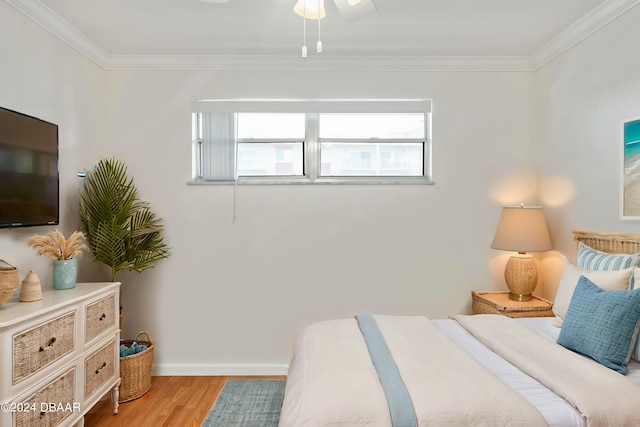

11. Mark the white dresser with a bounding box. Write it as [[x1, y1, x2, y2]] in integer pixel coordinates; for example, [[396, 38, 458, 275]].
[[0, 282, 121, 427]]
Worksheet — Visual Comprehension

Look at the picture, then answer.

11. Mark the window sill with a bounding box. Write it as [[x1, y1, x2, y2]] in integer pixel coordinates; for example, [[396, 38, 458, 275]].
[[187, 177, 435, 185]]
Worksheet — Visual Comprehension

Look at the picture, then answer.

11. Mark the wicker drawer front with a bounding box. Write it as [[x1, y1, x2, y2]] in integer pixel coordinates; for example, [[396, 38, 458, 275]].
[[85, 294, 116, 342], [84, 340, 116, 399], [13, 312, 76, 385], [15, 368, 75, 427]]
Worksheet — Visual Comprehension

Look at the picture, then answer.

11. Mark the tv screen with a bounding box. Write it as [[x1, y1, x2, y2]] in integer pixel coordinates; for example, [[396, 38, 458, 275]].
[[0, 107, 59, 228]]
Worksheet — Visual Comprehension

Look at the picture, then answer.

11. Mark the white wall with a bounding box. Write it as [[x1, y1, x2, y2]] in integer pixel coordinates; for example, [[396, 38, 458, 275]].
[[2, 2, 541, 374], [535, 6, 640, 301], [0, 3, 106, 289], [101, 69, 537, 372]]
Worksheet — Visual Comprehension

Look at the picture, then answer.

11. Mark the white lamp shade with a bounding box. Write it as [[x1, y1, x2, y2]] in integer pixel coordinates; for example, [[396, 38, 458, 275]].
[[491, 206, 552, 253], [293, 0, 326, 19]]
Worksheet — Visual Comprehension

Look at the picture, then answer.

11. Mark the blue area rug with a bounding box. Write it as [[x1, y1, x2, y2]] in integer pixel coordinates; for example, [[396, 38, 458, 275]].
[[201, 379, 286, 427]]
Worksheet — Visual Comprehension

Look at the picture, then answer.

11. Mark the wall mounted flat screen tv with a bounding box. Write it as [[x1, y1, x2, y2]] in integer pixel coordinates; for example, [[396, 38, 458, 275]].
[[0, 107, 59, 228]]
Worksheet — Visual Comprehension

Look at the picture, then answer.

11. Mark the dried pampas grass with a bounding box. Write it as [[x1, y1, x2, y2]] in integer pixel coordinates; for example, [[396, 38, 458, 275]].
[[27, 230, 88, 260]]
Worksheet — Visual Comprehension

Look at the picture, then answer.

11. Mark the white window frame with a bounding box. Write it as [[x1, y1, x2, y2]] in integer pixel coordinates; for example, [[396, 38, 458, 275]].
[[190, 99, 434, 185]]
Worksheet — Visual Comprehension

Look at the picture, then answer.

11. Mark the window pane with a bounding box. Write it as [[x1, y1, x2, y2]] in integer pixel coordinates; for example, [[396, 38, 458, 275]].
[[237, 113, 305, 139], [319, 142, 423, 176], [319, 113, 424, 139], [237, 142, 303, 176]]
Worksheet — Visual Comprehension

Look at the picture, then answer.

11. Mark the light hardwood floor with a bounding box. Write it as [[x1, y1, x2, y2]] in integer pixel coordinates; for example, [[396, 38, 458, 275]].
[[85, 376, 286, 427]]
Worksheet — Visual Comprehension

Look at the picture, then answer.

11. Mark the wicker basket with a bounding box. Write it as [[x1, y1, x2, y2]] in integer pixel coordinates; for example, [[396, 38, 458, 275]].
[[0, 258, 19, 306], [119, 331, 154, 403], [20, 270, 42, 302]]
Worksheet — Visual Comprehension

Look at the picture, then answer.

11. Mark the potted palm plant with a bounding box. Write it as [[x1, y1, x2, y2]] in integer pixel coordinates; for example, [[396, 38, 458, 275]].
[[79, 157, 170, 310], [79, 156, 170, 402]]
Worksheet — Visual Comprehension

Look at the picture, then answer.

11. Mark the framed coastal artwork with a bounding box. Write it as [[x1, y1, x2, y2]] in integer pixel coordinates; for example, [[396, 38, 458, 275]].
[[622, 116, 640, 219]]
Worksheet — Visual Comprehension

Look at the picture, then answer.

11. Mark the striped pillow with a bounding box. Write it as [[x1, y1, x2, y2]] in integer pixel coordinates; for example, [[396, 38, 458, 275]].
[[577, 242, 640, 270]]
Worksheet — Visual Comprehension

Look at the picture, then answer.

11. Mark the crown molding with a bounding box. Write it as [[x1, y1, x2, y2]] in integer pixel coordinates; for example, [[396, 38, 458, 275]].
[[4, 0, 109, 67], [4, 0, 639, 72], [530, 0, 640, 69], [105, 54, 534, 72]]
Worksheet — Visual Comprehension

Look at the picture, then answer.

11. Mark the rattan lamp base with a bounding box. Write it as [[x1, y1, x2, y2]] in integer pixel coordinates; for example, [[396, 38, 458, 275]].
[[504, 254, 538, 301]]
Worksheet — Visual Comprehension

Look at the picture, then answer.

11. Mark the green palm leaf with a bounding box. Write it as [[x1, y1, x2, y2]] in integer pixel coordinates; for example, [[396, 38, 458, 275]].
[[79, 157, 170, 282]]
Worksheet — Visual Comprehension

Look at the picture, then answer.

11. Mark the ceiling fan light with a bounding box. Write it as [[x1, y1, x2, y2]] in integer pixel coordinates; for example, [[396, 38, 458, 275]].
[[293, 0, 326, 20], [333, 0, 376, 22]]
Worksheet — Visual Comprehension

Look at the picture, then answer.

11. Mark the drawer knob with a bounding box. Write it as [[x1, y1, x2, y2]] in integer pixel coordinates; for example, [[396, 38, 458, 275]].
[[99, 313, 106, 321], [95, 362, 107, 374], [39, 337, 57, 352]]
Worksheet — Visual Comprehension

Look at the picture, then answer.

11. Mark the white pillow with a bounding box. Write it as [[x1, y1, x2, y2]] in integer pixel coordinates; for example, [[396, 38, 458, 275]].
[[633, 269, 640, 290], [553, 256, 633, 319]]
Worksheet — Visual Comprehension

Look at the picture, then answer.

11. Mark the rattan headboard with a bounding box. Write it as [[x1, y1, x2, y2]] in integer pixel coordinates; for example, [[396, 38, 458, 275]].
[[573, 230, 640, 254]]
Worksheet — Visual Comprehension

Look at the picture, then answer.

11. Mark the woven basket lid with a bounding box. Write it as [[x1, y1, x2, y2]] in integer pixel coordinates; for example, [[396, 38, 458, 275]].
[[23, 270, 41, 284]]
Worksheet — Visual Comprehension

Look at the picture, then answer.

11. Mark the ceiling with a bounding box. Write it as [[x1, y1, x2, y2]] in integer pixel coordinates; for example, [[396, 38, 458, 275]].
[[6, 0, 638, 70]]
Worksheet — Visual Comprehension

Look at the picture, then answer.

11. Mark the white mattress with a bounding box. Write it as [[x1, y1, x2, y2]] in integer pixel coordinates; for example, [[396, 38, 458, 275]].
[[434, 316, 640, 427]]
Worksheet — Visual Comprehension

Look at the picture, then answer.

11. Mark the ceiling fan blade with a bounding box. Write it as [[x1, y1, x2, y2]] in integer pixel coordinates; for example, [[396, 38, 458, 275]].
[[333, 0, 376, 23]]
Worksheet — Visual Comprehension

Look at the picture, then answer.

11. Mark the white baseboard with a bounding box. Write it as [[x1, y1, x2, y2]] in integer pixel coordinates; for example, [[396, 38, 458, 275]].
[[152, 363, 289, 376]]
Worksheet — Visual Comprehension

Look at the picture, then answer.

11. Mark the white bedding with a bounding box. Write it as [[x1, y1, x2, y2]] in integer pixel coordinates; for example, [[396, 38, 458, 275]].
[[433, 318, 584, 427], [454, 315, 640, 426], [279, 315, 640, 427]]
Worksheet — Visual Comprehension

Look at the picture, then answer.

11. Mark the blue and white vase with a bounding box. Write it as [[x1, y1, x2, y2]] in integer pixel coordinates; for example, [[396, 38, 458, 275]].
[[53, 257, 78, 290]]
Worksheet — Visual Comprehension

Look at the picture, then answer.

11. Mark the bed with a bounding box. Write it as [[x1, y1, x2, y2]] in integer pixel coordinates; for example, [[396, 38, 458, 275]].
[[279, 230, 640, 427]]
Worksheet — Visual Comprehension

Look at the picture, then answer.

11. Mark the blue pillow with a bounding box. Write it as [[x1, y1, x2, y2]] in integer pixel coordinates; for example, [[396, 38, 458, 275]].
[[556, 276, 640, 374]]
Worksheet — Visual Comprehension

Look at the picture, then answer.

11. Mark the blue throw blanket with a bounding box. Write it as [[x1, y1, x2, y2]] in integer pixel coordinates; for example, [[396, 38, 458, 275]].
[[356, 314, 417, 427]]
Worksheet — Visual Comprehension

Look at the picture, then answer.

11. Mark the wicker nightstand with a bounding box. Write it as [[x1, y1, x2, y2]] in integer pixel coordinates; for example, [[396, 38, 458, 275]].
[[471, 291, 554, 318]]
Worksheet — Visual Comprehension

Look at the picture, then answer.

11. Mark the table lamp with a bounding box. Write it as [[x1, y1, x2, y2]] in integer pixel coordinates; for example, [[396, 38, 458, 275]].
[[491, 205, 553, 301]]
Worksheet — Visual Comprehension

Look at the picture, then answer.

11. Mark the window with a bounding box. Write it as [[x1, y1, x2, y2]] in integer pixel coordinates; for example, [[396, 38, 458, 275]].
[[191, 99, 432, 184], [236, 113, 305, 176], [318, 113, 425, 177]]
